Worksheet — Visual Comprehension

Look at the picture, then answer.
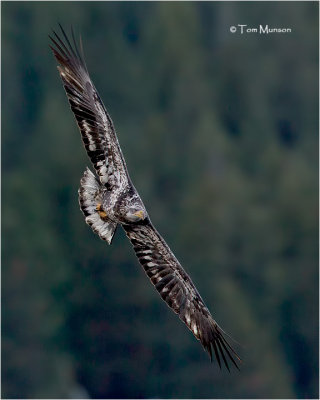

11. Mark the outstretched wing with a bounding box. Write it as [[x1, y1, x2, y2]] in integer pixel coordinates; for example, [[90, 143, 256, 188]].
[[49, 26, 129, 190], [123, 222, 241, 370]]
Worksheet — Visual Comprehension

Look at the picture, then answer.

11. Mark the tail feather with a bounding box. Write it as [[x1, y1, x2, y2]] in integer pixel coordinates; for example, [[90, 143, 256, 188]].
[[79, 168, 117, 244]]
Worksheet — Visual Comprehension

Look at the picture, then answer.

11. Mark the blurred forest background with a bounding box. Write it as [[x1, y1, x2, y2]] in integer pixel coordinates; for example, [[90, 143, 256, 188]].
[[2, 2, 318, 399]]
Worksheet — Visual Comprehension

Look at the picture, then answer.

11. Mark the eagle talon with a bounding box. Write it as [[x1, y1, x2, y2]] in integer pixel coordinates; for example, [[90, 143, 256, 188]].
[[96, 202, 108, 218]]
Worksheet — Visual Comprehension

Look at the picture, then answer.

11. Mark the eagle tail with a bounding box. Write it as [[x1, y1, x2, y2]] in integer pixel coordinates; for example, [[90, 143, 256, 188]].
[[78, 168, 117, 244]]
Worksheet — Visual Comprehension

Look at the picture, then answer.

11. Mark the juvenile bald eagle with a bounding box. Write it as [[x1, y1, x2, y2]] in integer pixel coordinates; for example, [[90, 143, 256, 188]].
[[50, 26, 241, 370]]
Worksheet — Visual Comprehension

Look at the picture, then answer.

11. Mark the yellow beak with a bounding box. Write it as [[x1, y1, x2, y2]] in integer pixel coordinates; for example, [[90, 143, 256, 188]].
[[134, 210, 145, 219]]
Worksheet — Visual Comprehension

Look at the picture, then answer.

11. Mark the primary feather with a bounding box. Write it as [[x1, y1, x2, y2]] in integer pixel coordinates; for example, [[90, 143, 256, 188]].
[[50, 26, 241, 370]]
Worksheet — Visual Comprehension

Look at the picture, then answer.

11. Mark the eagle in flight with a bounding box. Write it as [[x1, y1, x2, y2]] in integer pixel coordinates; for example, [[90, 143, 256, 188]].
[[50, 26, 241, 370]]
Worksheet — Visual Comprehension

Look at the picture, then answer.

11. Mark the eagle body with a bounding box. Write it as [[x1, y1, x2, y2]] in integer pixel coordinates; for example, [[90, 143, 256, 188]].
[[50, 26, 241, 370]]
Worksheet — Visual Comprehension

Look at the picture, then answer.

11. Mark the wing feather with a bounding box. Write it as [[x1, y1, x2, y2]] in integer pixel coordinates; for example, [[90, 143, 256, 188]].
[[51, 26, 241, 370], [124, 222, 241, 370], [50, 26, 129, 189]]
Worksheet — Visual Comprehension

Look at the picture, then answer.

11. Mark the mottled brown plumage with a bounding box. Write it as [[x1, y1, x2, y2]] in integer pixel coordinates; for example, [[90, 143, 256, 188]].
[[50, 25, 241, 370]]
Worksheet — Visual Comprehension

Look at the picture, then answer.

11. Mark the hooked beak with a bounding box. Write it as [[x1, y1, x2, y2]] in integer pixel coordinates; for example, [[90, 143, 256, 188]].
[[133, 210, 145, 220]]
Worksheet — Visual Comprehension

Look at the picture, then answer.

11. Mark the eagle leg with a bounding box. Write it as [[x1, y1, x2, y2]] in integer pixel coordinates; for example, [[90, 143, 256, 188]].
[[79, 168, 117, 244], [96, 203, 108, 219]]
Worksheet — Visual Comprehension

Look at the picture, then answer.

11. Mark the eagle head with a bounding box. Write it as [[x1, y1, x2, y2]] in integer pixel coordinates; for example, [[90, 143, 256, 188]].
[[117, 189, 148, 224], [125, 207, 147, 223]]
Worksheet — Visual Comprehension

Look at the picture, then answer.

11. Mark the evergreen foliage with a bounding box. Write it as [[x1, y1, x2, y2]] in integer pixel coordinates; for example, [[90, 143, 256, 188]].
[[2, 2, 318, 398]]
